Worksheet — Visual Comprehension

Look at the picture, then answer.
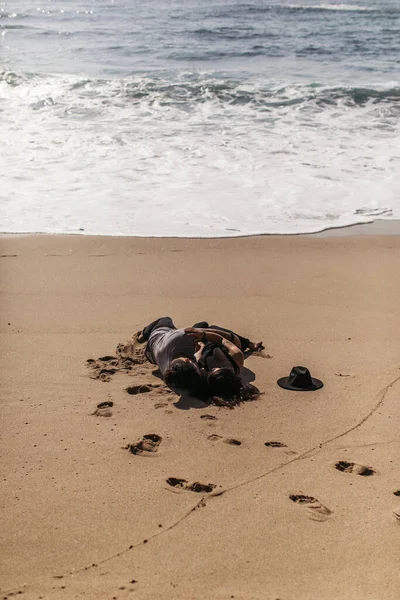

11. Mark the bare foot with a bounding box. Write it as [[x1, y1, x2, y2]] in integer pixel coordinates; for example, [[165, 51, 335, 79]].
[[248, 341, 264, 352]]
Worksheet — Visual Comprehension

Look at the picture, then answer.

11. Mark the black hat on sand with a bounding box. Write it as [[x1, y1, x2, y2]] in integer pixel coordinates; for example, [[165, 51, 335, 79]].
[[277, 366, 323, 391]]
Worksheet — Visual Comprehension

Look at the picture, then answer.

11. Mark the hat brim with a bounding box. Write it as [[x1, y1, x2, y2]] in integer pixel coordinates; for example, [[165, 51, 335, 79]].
[[277, 377, 323, 391]]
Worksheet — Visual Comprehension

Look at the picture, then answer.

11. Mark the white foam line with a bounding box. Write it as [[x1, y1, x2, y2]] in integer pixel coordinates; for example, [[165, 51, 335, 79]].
[[288, 3, 376, 11], [2, 217, 399, 239]]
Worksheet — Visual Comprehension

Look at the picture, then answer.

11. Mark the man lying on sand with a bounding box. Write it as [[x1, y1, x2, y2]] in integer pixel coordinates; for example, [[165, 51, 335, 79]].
[[138, 317, 202, 394], [138, 317, 262, 399]]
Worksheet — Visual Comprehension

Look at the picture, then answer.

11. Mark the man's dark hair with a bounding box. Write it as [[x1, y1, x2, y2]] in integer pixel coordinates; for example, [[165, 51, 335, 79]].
[[207, 368, 242, 399], [164, 359, 201, 394]]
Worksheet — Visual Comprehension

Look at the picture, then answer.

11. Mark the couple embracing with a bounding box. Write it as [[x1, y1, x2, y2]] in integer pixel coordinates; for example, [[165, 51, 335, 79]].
[[138, 317, 263, 401]]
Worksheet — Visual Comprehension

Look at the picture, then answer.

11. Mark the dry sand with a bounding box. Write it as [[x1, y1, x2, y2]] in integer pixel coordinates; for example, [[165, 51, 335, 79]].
[[1, 232, 400, 600]]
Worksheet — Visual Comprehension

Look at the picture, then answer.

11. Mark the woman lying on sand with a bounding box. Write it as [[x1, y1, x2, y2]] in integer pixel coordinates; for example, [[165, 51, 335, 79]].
[[186, 322, 263, 400]]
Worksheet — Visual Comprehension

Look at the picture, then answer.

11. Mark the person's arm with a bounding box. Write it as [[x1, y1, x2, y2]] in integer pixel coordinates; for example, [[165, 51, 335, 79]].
[[221, 338, 244, 370], [185, 327, 224, 344], [185, 327, 240, 347], [192, 328, 263, 352], [185, 328, 244, 370], [204, 328, 241, 348]]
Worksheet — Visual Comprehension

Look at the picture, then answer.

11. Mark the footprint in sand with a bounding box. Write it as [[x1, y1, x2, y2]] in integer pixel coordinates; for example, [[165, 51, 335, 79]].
[[265, 440, 297, 455], [126, 384, 160, 395], [87, 356, 126, 382], [166, 478, 216, 493], [154, 401, 169, 409], [200, 414, 217, 421], [392, 491, 400, 521], [335, 461, 375, 476], [92, 401, 114, 417], [128, 434, 162, 455], [224, 438, 242, 446], [87, 336, 148, 382], [264, 441, 287, 448], [290, 494, 332, 522], [207, 434, 241, 446], [393, 509, 400, 522]]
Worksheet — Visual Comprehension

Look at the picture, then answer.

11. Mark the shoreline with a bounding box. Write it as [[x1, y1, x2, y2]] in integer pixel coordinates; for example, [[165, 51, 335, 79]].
[[1, 218, 399, 241]]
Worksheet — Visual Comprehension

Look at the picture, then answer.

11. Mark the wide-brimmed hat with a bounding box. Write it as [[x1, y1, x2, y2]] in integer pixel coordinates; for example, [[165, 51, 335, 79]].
[[277, 366, 323, 391]]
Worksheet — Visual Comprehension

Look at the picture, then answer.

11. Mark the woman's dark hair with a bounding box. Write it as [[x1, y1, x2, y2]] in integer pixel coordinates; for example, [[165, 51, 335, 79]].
[[207, 368, 242, 399], [164, 359, 201, 393], [207, 368, 260, 407]]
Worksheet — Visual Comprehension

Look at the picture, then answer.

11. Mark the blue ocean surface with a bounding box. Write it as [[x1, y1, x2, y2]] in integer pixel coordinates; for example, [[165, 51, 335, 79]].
[[1, 0, 399, 236]]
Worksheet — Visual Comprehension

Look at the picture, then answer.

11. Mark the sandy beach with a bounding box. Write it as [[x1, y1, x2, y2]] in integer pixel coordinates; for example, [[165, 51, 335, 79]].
[[1, 230, 400, 600]]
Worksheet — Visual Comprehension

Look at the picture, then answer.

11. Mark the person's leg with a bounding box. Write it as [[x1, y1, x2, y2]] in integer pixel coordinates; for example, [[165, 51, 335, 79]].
[[214, 327, 263, 352], [140, 317, 176, 342], [208, 325, 251, 351], [191, 322, 263, 352], [192, 321, 209, 329]]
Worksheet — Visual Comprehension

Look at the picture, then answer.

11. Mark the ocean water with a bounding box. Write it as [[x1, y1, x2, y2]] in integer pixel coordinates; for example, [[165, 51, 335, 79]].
[[1, 0, 399, 236]]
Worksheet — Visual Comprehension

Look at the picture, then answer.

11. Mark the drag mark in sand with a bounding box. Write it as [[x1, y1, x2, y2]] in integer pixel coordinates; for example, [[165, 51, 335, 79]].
[[37, 496, 213, 584], [70, 372, 400, 580], [26, 367, 398, 588], [289, 494, 332, 522], [190, 372, 400, 500], [331, 439, 397, 450], [321, 373, 400, 447]]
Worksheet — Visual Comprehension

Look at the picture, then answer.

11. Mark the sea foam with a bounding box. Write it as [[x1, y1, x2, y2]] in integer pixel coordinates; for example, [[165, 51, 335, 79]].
[[1, 71, 399, 237]]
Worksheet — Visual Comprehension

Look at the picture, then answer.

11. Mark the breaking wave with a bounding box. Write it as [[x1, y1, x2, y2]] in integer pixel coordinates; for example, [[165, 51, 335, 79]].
[[1, 70, 399, 114]]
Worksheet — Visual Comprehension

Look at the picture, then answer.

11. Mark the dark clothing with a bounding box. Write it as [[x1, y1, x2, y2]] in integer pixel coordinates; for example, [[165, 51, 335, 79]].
[[141, 316, 176, 341], [192, 322, 251, 352], [198, 342, 241, 375], [140, 318, 250, 377]]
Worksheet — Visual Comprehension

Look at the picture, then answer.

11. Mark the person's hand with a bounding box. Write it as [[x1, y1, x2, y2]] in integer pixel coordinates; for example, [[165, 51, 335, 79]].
[[184, 327, 204, 340]]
